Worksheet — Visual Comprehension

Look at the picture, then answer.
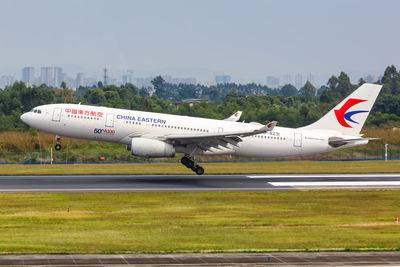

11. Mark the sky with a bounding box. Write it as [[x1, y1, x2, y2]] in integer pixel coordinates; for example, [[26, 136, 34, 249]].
[[0, 0, 399, 84]]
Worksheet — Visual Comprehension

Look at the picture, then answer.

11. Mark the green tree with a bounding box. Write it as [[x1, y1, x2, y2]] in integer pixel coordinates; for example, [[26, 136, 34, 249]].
[[85, 88, 106, 104], [280, 84, 298, 96], [152, 76, 172, 99], [299, 81, 316, 100]]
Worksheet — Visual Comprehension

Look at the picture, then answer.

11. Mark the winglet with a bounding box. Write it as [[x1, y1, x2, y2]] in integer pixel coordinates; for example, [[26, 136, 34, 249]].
[[224, 111, 242, 122], [256, 121, 277, 133], [266, 121, 277, 130]]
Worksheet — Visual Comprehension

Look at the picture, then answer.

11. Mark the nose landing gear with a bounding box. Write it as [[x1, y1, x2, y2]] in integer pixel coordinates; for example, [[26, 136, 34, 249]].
[[55, 135, 62, 151], [181, 155, 204, 175]]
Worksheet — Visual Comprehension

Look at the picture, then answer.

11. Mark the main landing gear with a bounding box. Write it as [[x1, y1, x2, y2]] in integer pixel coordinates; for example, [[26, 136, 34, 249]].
[[181, 156, 204, 175], [55, 135, 62, 151]]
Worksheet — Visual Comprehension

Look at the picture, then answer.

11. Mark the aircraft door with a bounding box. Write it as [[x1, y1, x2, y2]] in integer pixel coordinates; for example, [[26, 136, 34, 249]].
[[105, 113, 114, 128], [52, 108, 62, 122], [293, 133, 302, 147]]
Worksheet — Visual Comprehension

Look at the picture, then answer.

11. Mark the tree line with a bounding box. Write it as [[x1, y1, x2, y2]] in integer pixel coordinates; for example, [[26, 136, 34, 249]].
[[0, 65, 399, 132]]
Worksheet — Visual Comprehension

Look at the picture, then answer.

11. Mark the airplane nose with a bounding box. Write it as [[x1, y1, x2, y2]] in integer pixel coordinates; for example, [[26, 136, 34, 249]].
[[20, 113, 28, 124]]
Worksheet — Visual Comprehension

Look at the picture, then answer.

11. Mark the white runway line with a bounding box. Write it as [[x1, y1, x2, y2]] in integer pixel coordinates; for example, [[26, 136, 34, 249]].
[[270, 181, 400, 187], [247, 174, 400, 179]]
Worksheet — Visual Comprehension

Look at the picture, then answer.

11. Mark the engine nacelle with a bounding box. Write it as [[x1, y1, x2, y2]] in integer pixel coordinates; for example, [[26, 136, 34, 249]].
[[130, 138, 175, 158]]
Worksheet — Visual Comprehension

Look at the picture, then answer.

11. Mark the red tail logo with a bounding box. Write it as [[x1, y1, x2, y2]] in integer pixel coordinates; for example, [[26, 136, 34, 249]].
[[334, 98, 368, 128]]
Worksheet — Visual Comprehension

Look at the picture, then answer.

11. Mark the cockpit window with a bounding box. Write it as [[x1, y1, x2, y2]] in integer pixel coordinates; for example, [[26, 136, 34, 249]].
[[33, 110, 37, 113], [31, 109, 42, 114], [37, 110, 41, 114]]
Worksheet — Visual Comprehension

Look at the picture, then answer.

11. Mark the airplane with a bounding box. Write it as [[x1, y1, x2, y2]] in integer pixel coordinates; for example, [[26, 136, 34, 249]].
[[20, 83, 382, 175]]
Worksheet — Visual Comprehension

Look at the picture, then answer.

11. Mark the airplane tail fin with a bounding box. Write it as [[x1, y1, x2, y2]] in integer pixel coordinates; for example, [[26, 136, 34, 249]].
[[300, 83, 382, 136]]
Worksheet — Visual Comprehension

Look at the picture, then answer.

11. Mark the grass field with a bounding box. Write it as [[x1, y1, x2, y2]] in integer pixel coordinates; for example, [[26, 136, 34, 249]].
[[0, 160, 400, 175], [0, 191, 399, 253]]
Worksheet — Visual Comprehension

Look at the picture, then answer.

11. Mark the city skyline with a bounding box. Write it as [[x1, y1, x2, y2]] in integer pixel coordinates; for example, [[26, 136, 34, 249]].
[[0, 0, 399, 85], [0, 64, 380, 90]]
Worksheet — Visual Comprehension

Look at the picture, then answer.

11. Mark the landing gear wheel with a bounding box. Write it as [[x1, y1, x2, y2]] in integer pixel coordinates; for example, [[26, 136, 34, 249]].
[[181, 156, 194, 168], [186, 160, 194, 168], [55, 144, 62, 151], [181, 156, 189, 165], [192, 166, 204, 175]]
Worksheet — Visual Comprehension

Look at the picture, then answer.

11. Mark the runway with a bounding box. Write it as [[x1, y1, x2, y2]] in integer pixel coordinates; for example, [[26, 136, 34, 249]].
[[0, 252, 400, 266], [1, 173, 400, 192]]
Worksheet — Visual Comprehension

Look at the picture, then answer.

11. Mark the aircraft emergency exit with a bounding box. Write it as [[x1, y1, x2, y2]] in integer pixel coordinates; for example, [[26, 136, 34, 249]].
[[20, 83, 382, 175]]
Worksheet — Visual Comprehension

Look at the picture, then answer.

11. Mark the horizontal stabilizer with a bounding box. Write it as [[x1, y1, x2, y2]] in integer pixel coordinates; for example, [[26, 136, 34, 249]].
[[328, 137, 379, 147]]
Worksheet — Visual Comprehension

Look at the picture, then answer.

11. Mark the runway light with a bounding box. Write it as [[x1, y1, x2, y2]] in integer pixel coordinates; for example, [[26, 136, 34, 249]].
[[244, 221, 248, 228], [100, 156, 105, 161], [396, 216, 398, 225]]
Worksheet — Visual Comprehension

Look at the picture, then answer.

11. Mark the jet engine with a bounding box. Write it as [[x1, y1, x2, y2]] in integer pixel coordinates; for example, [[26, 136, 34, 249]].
[[130, 138, 175, 158]]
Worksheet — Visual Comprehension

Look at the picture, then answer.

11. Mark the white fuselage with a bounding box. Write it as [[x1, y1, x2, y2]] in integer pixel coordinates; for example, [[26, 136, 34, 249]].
[[21, 103, 367, 158]]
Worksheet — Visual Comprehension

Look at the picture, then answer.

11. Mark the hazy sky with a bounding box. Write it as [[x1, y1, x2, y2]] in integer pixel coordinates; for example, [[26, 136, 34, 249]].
[[0, 0, 399, 83]]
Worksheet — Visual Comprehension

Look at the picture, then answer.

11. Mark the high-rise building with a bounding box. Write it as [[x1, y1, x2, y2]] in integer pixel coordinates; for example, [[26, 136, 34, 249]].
[[171, 77, 196, 84], [40, 67, 54, 86], [307, 74, 315, 85], [54, 67, 63, 87], [22, 67, 35, 87], [103, 67, 108, 86], [215, 75, 231, 84], [364, 75, 378, 83], [0, 75, 16, 89], [75, 73, 85, 88], [281, 74, 292, 85], [294, 74, 303, 89], [135, 77, 154, 88], [266, 76, 280, 88], [122, 70, 134, 84]]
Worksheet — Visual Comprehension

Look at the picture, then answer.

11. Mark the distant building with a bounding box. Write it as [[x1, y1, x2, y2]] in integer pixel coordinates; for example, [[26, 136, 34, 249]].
[[0, 75, 16, 89], [281, 74, 292, 85], [159, 75, 196, 85], [54, 67, 63, 87], [215, 75, 231, 84], [40, 67, 54, 86], [266, 76, 280, 88], [364, 75, 378, 83], [181, 98, 209, 107], [306, 74, 315, 85], [75, 73, 85, 88], [22, 67, 35, 87], [294, 74, 303, 89], [122, 70, 134, 85], [103, 67, 108, 86], [135, 77, 154, 88], [172, 77, 196, 84]]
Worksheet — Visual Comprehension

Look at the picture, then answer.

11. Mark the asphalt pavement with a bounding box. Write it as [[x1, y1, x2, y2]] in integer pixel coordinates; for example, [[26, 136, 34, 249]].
[[0, 173, 400, 191], [0, 252, 399, 266]]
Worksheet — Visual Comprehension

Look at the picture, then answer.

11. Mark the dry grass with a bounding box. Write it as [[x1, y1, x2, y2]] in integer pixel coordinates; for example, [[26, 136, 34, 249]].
[[362, 123, 400, 145], [0, 131, 84, 153]]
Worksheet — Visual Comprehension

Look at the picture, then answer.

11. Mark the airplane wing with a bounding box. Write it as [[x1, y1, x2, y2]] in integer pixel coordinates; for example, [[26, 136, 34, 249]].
[[159, 121, 277, 152], [224, 111, 242, 122]]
